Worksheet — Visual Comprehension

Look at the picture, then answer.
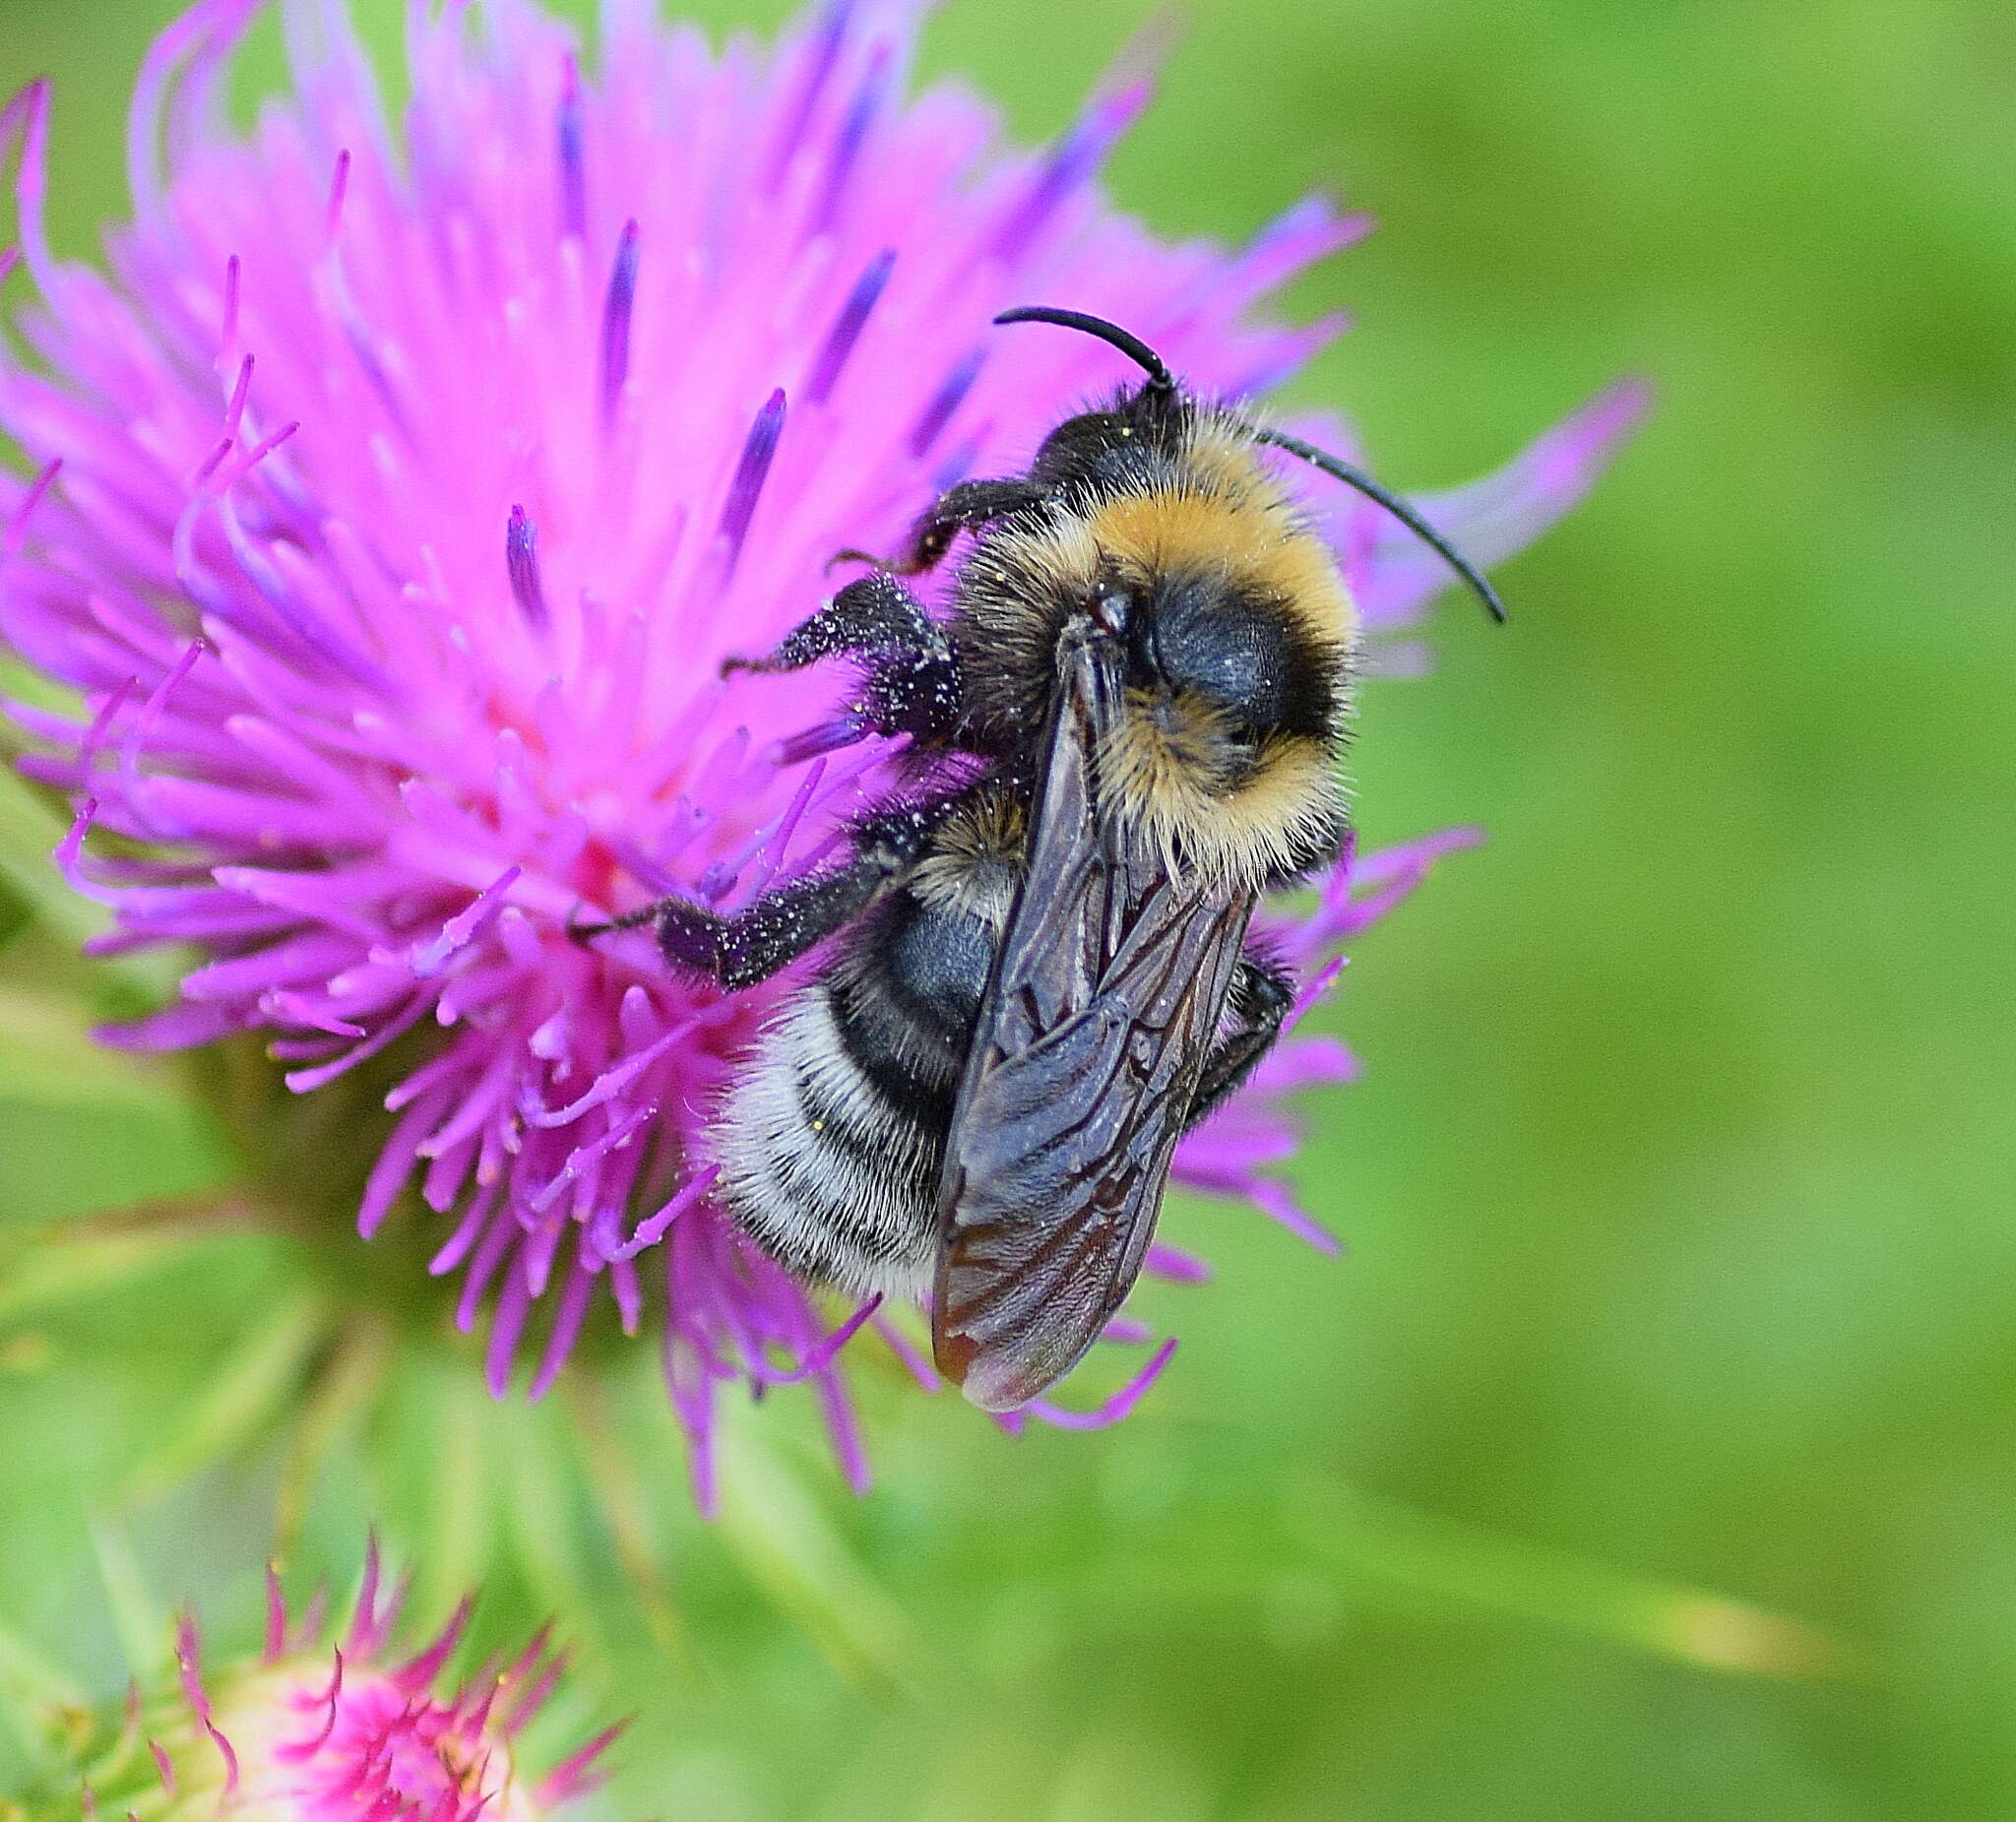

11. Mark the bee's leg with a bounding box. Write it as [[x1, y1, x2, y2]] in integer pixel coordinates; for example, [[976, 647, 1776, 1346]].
[[852, 648, 966, 747], [828, 478, 1043, 576], [724, 573, 941, 675], [576, 794, 958, 990], [725, 573, 969, 752], [1185, 952, 1296, 1125]]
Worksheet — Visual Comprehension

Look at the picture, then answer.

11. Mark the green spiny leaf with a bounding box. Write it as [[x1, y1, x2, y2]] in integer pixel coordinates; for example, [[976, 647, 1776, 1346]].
[[561, 1373, 702, 1683], [0, 1230, 193, 1326], [1287, 1476, 1854, 1679], [87, 1512, 165, 1684], [502, 1400, 613, 1680], [119, 1288, 330, 1508], [712, 1404, 927, 1697], [413, 1365, 495, 1623], [0, 986, 187, 1116], [274, 1312, 393, 1558], [0, 1614, 84, 1763]]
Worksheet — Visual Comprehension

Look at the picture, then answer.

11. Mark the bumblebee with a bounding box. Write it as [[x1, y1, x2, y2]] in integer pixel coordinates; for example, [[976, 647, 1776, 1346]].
[[588, 307, 1503, 1411]]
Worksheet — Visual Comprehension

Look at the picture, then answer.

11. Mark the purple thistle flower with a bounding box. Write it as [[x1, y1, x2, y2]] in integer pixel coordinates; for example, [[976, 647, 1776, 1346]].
[[39, 1540, 616, 1822], [0, 0, 1641, 1501]]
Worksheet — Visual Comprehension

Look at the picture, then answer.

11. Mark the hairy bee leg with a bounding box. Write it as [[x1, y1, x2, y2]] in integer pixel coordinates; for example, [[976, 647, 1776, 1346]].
[[1185, 952, 1295, 1125], [566, 902, 657, 938], [854, 649, 967, 745], [724, 573, 942, 674], [726, 573, 970, 749], [830, 477, 1044, 576], [599, 794, 962, 990]]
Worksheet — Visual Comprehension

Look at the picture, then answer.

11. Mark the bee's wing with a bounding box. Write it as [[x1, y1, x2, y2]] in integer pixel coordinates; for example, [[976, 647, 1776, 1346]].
[[931, 637, 1256, 1412]]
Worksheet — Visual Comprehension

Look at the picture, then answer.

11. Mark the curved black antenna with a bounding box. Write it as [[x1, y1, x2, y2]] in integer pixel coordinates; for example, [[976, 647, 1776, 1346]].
[[993, 305, 1176, 396], [993, 306, 1502, 624], [1255, 427, 1507, 625]]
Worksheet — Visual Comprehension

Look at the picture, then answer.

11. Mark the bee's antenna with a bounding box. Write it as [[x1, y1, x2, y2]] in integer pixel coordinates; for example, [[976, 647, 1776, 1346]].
[[993, 307, 1501, 622], [992, 306, 1176, 396], [1254, 427, 1508, 625]]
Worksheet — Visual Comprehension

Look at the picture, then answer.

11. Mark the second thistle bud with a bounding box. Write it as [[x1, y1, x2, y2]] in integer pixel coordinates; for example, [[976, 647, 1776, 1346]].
[[17, 1544, 617, 1822]]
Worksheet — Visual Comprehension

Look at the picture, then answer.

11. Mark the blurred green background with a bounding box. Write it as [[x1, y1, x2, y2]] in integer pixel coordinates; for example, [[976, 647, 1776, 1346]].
[[1, 0, 2013, 1817]]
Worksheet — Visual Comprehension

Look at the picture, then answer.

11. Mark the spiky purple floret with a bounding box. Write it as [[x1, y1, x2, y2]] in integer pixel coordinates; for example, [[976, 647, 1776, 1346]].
[[0, 0, 1639, 1499], [69, 1540, 611, 1821]]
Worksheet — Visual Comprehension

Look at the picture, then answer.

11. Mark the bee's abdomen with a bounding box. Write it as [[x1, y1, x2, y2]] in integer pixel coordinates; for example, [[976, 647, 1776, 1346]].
[[713, 892, 993, 1303]]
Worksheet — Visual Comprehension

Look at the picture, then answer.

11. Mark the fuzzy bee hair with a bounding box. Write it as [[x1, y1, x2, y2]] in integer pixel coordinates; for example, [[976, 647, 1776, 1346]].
[[953, 407, 1356, 885], [587, 305, 1504, 1410]]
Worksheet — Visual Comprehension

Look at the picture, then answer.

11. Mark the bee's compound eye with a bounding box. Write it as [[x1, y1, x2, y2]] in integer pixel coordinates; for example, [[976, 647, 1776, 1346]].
[[1091, 588, 1132, 638]]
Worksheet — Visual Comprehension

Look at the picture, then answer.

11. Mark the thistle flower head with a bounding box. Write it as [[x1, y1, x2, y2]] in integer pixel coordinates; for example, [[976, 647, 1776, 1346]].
[[0, 0, 1641, 1497], [32, 1543, 614, 1822]]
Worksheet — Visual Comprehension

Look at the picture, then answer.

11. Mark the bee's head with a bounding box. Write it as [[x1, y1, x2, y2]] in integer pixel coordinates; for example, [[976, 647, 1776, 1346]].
[[1076, 511, 1354, 883], [1093, 564, 1322, 755], [1088, 534, 1344, 769]]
